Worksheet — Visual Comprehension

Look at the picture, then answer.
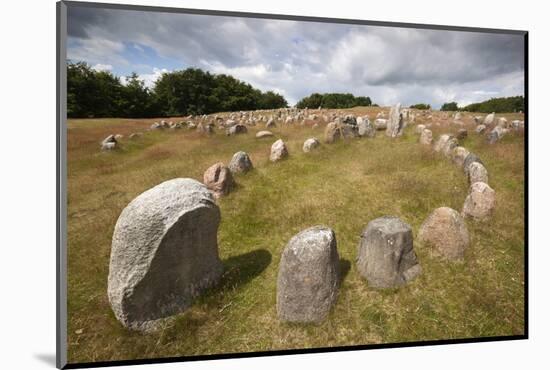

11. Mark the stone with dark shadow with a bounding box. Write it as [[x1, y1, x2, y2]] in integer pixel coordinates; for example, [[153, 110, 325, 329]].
[[108, 178, 223, 331], [277, 226, 340, 323]]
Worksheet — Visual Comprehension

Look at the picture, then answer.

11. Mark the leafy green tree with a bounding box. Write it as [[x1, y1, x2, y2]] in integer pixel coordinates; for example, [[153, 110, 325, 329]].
[[440, 102, 459, 111], [120, 73, 156, 118], [410, 103, 431, 110], [461, 96, 524, 113], [296, 93, 372, 109]]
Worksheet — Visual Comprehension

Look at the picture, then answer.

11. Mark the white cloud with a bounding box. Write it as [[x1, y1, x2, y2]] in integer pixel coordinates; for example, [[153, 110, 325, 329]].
[[136, 67, 170, 88], [91, 63, 112, 72]]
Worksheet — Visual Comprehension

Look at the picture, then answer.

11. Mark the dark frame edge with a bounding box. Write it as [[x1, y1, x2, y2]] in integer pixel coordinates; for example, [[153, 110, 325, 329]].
[[57, 1, 68, 369], [62, 0, 527, 35]]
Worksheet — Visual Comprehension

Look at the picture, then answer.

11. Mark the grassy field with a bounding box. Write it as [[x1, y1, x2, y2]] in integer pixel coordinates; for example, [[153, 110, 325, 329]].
[[66, 107, 525, 363]]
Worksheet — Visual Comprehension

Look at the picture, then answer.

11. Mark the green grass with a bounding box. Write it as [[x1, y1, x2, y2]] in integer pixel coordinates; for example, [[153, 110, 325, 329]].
[[66, 108, 525, 363]]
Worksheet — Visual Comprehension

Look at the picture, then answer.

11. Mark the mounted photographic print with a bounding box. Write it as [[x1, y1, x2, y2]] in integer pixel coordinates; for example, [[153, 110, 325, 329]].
[[56, 1, 528, 368]]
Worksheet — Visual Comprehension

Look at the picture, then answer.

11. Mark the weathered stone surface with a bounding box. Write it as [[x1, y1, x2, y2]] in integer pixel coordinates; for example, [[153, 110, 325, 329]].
[[451, 146, 470, 167], [228, 151, 253, 174], [475, 124, 487, 134], [462, 153, 484, 174], [434, 134, 451, 152], [456, 128, 468, 140], [270, 139, 289, 162], [343, 114, 357, 125], [203, 162, 234, 198], [356, 216, 421, 289], [303, 137, 321, 152], [386, 103, 404, 137], [442, 137, 459, 158], [462, 182, 496, 221], [108, 178, 223, 331], [324, 122, 341, 143], [483, 112, 495, 125], [266, 118, 277, 128], [357, 117, 375, 137], [101, 135, 118, 151], [197, 122, 214, 135], [374, 118, 388, 130], [226, 124, 247, 136], [418, 207, 469, 260], [276, 226, 340, 323], [415, 124, 426, 134], [467, 162, 489, 185], [419, 129, 433, 145], [256, 130, 274, 138], [341, 124, 359, 139]]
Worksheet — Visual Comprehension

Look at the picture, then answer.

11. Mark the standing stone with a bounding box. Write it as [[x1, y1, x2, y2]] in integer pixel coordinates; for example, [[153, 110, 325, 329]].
[[462, 153, 484, 174], [356, 216, 421, 288], [324, 122, 341, 143], [476, 124, 487, 134], [256, 130, 274, 138], [462, 182, 496, 221], [270, 139, 289, 162], [101, 134, 118, 151], [419, 129, 433, 145], [483, 112, 496, 125], [226, 124, 247, 136], [386, 103, 404, 137], [442, 137, 459, 158], [203, 162, 234, 198], [303, 137, 321, 152], [374, 118, 388, 130], [456, 128, 468, 140], [418, 207, 469, 260], [415, 124, 426, 134], [266, 118, 277, 128], [357, 117, 376, 137], [108, 178, 223, 331], [451, 146, 470, 167], [467, 162, 489, 185], [434, 134, 451, 152], [228, 151, 253, 174], [276, 226, 340, 323]]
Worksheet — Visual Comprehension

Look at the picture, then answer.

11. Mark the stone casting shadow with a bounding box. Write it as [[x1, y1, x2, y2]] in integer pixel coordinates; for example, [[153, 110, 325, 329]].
[[339, 258, 351, 285], [219, 248, 272, 290], [33, 353, 56, 367]]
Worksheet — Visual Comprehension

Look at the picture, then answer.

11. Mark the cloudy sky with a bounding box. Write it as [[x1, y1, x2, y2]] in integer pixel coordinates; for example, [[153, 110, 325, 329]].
[[67, 5, 525, 108]]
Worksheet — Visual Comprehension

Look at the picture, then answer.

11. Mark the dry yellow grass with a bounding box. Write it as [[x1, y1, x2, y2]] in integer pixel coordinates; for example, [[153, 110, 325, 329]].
[[66, 107, 525, 364]]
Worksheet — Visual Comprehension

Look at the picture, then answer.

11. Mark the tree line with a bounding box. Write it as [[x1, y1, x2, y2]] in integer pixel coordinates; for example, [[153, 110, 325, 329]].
[[440, 96, 524, 113], [295, 93, 372, 109], [67, 61, 288, 118]]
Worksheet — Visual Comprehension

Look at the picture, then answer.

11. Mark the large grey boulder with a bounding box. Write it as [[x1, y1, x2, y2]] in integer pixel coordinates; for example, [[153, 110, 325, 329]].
[[462, 182, 496, 221], [256, 130, 274, 139], [374, 118, 388, 130], [324, 122, 341, 143], [451, 146, 470, 167], [226, 124, 248, 136], [203, 162, 234, 198], [386, 103, 404, 137], [303, 137, 321, 152], [467, 162, 489, 185], [270, 139, 289, 162], [356, 216, 421, 288], [434, 134, 452, 152], [462, 153, 484, 174], [483, 112, 495, 125], [277, 226, 340, 323], [101, 134, 118, 151], [419, 129, 433, 145], [442, 137, 459, 158], [228, 151, 253, 174], [418, 207, 469, 260], [108, 178, 223, 331], [357, 117, 376, 138]]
